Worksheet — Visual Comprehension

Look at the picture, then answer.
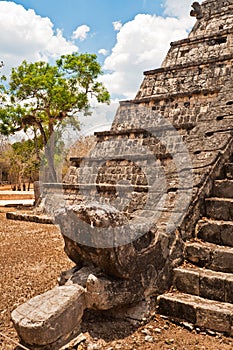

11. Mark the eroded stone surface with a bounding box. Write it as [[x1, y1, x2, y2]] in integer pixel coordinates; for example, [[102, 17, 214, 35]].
[[11, 285, 86, 347], [158, 292, 233, 335], [55, 201, 184, 293]]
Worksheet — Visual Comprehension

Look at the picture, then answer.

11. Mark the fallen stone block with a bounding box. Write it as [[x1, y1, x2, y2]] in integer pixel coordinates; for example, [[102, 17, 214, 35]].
[[11, 285, 86, 348]]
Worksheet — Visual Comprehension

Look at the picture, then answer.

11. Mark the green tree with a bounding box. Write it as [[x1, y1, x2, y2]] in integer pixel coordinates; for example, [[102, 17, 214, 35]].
[[0, 53, 110, 181], [0, 135, 10, 183], [2, 139, 42, 189]]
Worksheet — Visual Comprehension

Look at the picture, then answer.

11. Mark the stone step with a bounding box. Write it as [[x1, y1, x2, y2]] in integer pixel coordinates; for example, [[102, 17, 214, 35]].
[[213, 179, 233, 198], [157, 292, 233, 335], [0, 191, 34, 200], [173, 266, 233, 303], [197, 218, 233, 247], [225, 163, 233, 179], [205, 197, 233, 221], [44, 182, 149, 192], [185, 241, 233, 273], [6, 212, 54, 225]]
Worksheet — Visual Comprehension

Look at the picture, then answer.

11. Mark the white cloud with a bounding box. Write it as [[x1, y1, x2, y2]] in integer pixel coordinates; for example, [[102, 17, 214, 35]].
[[112, 21, 122, 31], [72, 24, 90, 41], [98, 48, 109, 56], [101, 13, 195, 99], [163, 0, 195, 19], [0, 1, 77, 75], [79, 99, 119, 135]]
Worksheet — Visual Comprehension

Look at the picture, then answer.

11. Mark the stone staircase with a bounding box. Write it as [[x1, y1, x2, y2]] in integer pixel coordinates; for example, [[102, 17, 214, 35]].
[[158, 156, 233, 335]]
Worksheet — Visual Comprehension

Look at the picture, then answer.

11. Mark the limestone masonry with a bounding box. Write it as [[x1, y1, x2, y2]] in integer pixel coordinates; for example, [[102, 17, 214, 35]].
[[11, 1, 233, 348]]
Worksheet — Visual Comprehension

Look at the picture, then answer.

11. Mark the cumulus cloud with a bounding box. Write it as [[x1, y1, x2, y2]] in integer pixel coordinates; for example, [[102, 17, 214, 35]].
[[72, 24, 90, 41], [98, 48, 109, 56], [164, 0, 195, 19], [0, 1, 77, 74], [101, 13, 195, 99], [79, 100, 119, 135], [112, 21, 122, 31]]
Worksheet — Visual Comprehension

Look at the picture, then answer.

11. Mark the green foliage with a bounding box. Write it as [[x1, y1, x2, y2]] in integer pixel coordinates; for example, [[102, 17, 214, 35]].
[[0, 53, 110, 181], [0, 136, 11, 183], [1, 138, 42, 186]]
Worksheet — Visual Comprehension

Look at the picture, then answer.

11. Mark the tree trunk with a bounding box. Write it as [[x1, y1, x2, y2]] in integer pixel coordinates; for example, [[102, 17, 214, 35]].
[[37, 121, 57, 183]]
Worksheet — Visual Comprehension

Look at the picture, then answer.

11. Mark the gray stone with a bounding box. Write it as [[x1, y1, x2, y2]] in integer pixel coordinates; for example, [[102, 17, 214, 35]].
[[183, 322, 194, 331], [58, 265, 101, 287], [11, 285, 86, 347], [55, 201, 182, 293]]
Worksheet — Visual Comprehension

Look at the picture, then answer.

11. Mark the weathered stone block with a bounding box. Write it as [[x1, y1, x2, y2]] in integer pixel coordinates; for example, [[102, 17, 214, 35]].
[[225, 276, 233, 303], [197, 219, 222, 245], [225, 163, 233, 179], [173, 267, 199, 295], [85, 274, 147, 310], [197, 219, 233, 247], [196, 303, 232, 334], [205, 198, 233, 221], [220, 222, 233, 247], [199, 270, 225, 301], [184, 242, 211, 266], [55, 201, 183, 294], [11, 285, 86, 347], [157, 293, 197, 324], [158, 292, 233, 335], [210, 246, 233, 273], [213, 179, 233, 198]]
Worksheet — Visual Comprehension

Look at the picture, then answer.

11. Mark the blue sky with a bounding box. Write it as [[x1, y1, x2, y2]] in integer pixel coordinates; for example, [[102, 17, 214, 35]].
[[3, 0, 165, 65], [0, 0, 195, 133]]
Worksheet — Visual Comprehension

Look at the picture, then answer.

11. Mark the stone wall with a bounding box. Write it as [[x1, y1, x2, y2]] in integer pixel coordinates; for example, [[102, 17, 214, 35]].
[[37, 0, 233, 298]]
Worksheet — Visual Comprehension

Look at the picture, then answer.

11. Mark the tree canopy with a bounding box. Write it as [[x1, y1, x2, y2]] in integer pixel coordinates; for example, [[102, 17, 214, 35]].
[[4, 139, 42, 189], [0, 53, 110, 181]]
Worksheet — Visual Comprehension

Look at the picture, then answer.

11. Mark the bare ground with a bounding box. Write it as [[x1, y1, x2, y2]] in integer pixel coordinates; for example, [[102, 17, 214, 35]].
[[0, 207, 233, 350]]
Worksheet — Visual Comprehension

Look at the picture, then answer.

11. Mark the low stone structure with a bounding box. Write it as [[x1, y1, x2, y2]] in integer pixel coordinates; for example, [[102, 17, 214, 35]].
[[11, 0, 233, 348]]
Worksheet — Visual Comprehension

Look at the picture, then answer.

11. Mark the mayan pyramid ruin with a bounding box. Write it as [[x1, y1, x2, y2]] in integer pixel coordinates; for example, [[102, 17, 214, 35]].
[[11, 0, 233, 348]]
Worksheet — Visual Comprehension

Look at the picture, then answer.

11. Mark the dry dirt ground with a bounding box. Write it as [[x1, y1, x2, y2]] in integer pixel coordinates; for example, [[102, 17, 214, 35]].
[[0, 207, 233, 350]]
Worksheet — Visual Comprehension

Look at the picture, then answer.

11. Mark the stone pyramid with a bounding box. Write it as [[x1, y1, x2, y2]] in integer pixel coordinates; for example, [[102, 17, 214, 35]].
[[11, 1, 233, 348]]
